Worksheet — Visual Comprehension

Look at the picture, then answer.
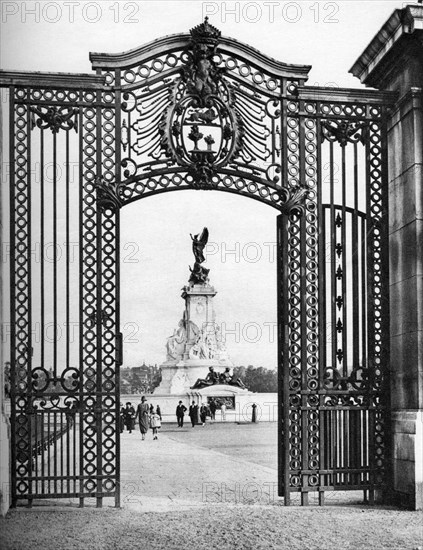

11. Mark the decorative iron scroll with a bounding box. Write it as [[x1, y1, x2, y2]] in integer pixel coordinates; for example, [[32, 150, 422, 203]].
[[95, 177, 123, 212], [30, 105, 79, 133], [321, 120, 367, 147]]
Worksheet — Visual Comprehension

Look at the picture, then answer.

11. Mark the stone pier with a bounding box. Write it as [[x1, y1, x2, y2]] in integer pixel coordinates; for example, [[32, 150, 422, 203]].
[[351, 4, 423, 509]]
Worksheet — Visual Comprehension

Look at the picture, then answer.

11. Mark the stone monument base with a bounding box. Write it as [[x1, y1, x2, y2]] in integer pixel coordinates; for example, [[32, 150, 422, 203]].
[[154, 359, 233, 395]]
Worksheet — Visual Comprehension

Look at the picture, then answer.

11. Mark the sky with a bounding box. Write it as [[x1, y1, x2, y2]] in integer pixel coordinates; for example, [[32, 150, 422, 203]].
[[0, 1, 401, 370]]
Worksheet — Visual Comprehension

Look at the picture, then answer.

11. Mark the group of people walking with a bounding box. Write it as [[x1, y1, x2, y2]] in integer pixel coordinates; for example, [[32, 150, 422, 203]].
[[176, 398, 226, 427], [120, 397, 162, 440], [121, 397, 237, 438]]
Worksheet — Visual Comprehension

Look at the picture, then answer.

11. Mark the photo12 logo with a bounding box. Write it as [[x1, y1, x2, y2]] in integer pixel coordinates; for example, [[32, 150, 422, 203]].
[[1, 1, 141, 24], [202, 2, 340, 24]]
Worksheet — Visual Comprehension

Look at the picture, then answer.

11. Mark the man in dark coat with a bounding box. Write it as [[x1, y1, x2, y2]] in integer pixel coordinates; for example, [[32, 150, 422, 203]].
[[176, 401, 187, 427], [189, 401, 199, 427], [209, 398, 217, 422]]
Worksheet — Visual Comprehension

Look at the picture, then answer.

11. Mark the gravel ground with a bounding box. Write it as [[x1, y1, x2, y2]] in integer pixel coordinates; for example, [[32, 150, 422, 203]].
[[1, 505, 422, 550], [2, 423, 422, 549]]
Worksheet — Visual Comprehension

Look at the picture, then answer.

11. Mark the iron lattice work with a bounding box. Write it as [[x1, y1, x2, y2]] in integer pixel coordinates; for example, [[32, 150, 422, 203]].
[[4, 81, 120, 506], [278, 91, 391, 504], [1, 18, 395, 506]]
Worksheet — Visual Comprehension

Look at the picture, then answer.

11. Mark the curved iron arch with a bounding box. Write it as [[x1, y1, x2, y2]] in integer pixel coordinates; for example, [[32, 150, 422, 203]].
[[92, 18, 313, 216], [89, 30, 311, 80], [96, 171, 308, 215]]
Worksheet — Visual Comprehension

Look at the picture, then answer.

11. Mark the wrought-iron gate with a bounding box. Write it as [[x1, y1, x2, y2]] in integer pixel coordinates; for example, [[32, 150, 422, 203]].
[[1, 19, 395, 506]]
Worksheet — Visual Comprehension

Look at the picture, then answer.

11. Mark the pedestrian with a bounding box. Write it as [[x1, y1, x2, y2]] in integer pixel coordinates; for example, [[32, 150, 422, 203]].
[[252, 403, 258, 423], [200, 403, 207, 426], [149, 404, 154, 415], [220, 402, 226, 422], [150, 409, 161, 440], [156, 405, 162, 421], [123, 402, 135, 433], [189, 400, 199, 427], [176, 400, 187, 427], [119, 403, 125, 434], [136, 396, 150, 440], [209, 398, 217, 422]]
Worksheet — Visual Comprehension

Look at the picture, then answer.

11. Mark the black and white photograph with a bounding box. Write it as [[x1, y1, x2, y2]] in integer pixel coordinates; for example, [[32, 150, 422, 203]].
[[0, 1, 422, 548]]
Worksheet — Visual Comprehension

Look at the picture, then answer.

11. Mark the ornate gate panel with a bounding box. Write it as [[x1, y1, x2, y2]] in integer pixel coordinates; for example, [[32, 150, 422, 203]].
[[278, 87, 392, 504], [2, 73, 120, 506], [1, 19, 395, 506]]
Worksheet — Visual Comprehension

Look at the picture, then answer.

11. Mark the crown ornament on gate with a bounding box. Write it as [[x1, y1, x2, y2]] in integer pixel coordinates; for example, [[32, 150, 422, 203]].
[[160, 18, 243, 189], [189, 16, 221, 46], [181, 17, 225, 105]]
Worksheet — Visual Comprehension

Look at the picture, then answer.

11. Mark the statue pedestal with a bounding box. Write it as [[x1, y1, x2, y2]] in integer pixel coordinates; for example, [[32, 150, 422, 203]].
[[154, 358, 235, 395], [155, 280, 235, 395], [181, 283, 217, 359]]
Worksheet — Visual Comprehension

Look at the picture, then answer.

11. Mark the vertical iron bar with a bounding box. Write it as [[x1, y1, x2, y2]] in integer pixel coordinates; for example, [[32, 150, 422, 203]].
[[361, 216, 367, 373], [73, 411, 77, 495], [329, 143, 336, 380], [352, 143, 359, 376], [40, 129, 45, 380], [27, 98, 33, 506], [47, 412, 51, 494], [66, 129, 70, 373], [96, 76, 103, 508], [365, 124, 375, 495], [9, 86, 17, 507], [341, 147, 347, 378], [41, 412, 45, 494], [277, 213, 283, 499], [317, 116, 325, 500], [369, 410, 375, 505], [279, 214, 290, 506], [281, 81, 290, 506], [54, 411, 57, 495], [60, 411, 64, 494], [114, 68, 122, 508], [327, 410, 332, 487], [53, 132, 57, 379], [66, 408, 70, 495], [34, 412, 38, 495], [380, 113, 391, 498], [363, 408, 368, 482], [299, 107, 308, 505], [78, 94, 85, 508], [328, 141, 336, 488]]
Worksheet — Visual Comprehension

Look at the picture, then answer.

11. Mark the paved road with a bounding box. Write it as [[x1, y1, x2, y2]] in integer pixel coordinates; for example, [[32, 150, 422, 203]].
[[119, 422, 364, 512], [120, 422, 279, 511]]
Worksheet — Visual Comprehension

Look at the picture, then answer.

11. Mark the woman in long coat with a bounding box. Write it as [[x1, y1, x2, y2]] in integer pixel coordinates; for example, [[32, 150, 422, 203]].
[[189, 401, 199, 427], [200, 404, 207, 426], [136, 396, 150, 440], [123, 402, 135, 433]]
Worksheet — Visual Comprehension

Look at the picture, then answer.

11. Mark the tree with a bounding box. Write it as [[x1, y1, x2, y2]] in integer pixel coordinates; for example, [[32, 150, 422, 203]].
[[233, 365, 277, 393]]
